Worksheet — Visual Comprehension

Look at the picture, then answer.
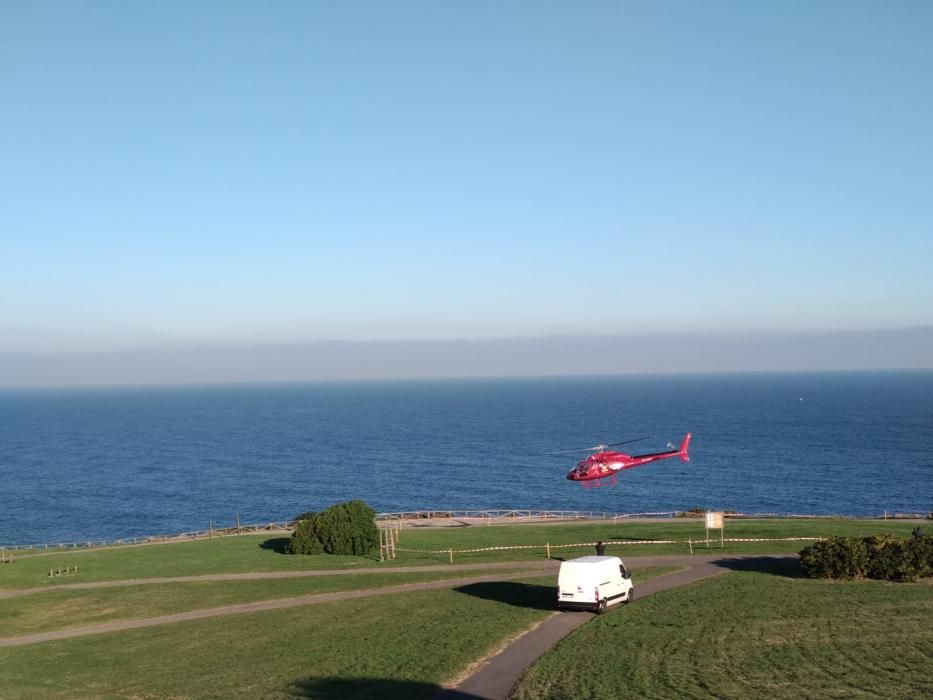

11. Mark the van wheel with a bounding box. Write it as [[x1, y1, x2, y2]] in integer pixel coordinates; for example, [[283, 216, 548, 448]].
[[624, 588, 634, 604], [596, 599, 607, 615]]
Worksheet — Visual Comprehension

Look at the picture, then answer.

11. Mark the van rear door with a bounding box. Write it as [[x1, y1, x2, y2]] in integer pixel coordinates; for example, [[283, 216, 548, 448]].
[[558, 562, 597, 607]]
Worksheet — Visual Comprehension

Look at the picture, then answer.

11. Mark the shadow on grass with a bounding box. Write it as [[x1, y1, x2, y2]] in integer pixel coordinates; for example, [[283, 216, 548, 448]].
[[288, 676, 482, 700], [712, 555, 805, 579], [452, 581, 555, 611], [258, 538, 382, 563], [259, 537, 292, 554]]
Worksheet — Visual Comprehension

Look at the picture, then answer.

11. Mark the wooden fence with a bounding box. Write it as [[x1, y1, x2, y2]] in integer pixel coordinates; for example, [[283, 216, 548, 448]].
[[373, 509, 685, 522], [1, 519, 293, 552], [395, 536, 825, 562], [2, 508, 927, 552]]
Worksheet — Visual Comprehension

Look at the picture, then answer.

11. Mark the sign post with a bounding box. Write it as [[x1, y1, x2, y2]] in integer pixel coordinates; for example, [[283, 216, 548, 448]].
[[705, 511, 724, 548]]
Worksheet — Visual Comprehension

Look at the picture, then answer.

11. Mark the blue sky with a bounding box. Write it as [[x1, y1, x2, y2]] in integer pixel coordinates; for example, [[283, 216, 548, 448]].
[[2, 1, 931, 352]]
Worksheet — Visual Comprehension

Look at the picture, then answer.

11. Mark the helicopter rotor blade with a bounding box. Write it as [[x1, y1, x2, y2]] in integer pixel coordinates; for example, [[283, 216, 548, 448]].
[[544, 445, 606, 455], [603, 436, 654, 448], [545, 436, 653, 455]]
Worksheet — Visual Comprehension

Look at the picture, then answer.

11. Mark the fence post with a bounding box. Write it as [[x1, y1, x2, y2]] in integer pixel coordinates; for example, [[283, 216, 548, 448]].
[[236, 513, 241, 535], [688, 538, 693, 555], [546, 542, 551, 559], [449, 548, 453, 565]]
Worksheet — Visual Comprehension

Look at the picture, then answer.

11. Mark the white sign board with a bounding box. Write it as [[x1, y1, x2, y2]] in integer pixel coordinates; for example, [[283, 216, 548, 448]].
[[705, 511, 724, 529]]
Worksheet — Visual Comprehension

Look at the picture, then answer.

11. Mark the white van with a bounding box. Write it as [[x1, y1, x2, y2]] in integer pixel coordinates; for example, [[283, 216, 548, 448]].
[[557, 555, 634, 614]]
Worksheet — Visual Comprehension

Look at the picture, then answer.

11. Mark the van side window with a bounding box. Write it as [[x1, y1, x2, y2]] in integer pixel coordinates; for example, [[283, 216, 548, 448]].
[[620, 565, 629, 578]]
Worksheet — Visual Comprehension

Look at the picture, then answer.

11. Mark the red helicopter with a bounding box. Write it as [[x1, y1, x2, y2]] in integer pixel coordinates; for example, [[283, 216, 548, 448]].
[[559, 433, 692, 487]]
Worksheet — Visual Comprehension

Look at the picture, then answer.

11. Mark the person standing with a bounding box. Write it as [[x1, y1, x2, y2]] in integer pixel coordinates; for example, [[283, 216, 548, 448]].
[[595, 541, 606, 556]]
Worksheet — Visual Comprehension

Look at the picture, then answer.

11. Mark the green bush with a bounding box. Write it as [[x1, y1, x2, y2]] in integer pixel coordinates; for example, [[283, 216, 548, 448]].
[[909, 536, 933, 578], [288, 500, 379, 556], [800, 535, 932, 582], [288, 514, 325, 555], [799, 537, 867, 579]]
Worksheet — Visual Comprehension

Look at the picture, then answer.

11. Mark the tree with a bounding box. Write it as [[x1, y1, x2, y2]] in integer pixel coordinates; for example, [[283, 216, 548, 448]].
[[288, 500, 379, 556]]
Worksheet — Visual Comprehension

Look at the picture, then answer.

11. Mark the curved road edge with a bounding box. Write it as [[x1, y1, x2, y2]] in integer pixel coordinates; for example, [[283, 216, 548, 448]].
[[436, 554, 799, 700]]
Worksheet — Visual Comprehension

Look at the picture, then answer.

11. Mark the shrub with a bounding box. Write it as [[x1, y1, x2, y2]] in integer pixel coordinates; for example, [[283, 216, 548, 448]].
[[909, 536, 933, 578], [865, 535, 916, 581], [800, 537, 869, 580], [288, 513, 325, 555], [800, 534, 933, 582], [288, 500, 379, 556]]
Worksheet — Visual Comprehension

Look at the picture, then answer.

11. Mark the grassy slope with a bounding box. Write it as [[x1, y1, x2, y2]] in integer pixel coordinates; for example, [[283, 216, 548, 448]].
[[1, 519, 921, 588], [0, 536, 364, 589], [0, 567, 536, 637], [0, 567, 676, 699], [514, 570, 933, 699]]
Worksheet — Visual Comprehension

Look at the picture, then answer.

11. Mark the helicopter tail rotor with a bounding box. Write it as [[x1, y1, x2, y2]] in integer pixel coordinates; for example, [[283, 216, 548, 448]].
[[679, 433, 692, 462]]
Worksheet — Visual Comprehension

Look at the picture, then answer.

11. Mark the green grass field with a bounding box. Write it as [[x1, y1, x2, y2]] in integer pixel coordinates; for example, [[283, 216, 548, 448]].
[[0, 566, 539, 637], [514, 568, 933, 699], [391, 518, 924, 563], [0, 567, 676, 699], [1, 519, 928, 699], [2, 518, 921, 589]]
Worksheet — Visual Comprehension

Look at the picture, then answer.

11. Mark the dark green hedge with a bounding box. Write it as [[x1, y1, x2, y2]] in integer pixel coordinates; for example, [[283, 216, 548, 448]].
[[288, 513, 325, 555], [799, 535, 932, 582], [288, 500, 379, 556]]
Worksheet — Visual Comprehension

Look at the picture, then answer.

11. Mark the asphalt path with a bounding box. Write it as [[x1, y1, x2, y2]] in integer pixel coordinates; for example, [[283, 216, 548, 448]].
[[438, 554, 797, 700]]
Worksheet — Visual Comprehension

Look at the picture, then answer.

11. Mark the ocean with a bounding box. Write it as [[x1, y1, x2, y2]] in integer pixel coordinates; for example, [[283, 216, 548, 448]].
[[1, 371, 931, 545]]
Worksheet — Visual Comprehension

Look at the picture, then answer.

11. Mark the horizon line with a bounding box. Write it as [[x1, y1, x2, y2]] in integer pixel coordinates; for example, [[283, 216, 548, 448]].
[[3, 324, 932, 356], [3, 367, 932, 393], [2, 327, 931, 389]]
